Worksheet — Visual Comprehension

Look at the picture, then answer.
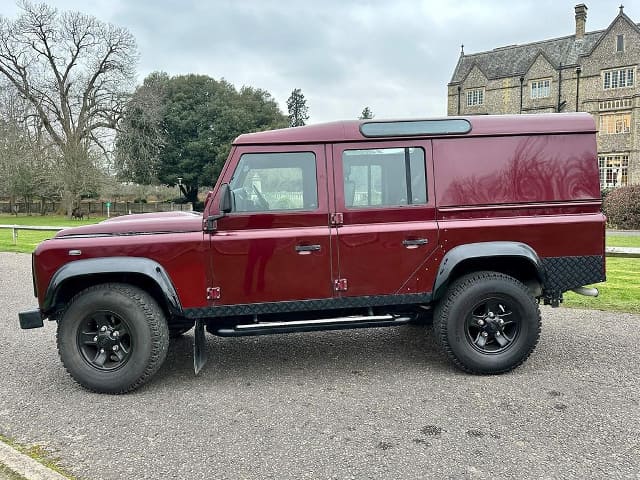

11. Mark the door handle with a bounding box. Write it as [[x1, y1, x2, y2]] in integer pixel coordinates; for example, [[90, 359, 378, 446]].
[[295, 244, 321, 254], [402, 238, 428, 249]]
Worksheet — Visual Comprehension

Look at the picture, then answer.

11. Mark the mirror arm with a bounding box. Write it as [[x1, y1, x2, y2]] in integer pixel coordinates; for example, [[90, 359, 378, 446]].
[[204, 213, 225, 232], [204, 183, 233, 232]]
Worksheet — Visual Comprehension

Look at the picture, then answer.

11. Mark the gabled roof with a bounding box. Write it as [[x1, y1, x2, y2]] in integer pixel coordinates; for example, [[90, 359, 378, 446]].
[[450, 9, 640, 84]]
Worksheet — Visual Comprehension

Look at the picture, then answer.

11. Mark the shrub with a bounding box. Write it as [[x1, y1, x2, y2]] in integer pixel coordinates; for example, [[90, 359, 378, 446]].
[[601, 187, 614, 202], [604, 185, 640, 230]]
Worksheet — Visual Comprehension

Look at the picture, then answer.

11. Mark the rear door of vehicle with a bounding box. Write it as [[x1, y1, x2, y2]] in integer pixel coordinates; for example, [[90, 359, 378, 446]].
[[330, 140, 439, 297]]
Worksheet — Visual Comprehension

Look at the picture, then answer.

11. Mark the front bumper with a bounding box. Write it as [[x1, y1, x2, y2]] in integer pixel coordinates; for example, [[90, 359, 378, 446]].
[[19, 309, 44, 329]]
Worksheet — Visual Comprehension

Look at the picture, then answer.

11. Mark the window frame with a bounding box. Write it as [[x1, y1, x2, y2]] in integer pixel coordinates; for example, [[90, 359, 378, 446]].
[[598, 153, 629, 188], [227, 150, 320, 213], [466, 88, 484, 107], [599, 112, 632, 135], [341, 146, 428, 210], [617, 34, 624, 53], [530, 78, 551, 99], [603, 67, 635, 90]]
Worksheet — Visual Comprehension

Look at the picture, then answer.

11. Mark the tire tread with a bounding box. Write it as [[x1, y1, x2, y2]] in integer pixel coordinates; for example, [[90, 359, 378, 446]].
[[433, 271, 541, 374], [56, 283, 169, 394]]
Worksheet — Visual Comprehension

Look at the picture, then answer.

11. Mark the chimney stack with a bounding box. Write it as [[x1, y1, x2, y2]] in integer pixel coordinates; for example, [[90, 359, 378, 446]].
[[575, 4, 588, 40]]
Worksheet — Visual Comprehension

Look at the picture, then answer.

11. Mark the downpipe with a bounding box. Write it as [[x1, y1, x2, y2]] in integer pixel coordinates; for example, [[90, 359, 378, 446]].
[[571, 287, 599, 297]]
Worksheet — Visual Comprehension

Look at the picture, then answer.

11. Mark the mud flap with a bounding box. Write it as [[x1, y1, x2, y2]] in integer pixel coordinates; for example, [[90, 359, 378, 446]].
[[193, 319, 207, 375]]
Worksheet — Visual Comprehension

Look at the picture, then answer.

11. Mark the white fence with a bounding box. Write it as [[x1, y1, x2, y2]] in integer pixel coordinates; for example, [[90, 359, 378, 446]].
[[0, 201, 193, 216], [0, 225, 64, 244]]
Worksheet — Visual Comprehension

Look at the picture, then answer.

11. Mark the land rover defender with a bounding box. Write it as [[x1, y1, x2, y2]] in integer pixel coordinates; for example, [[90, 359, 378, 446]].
[[19, 113, 606, 393]]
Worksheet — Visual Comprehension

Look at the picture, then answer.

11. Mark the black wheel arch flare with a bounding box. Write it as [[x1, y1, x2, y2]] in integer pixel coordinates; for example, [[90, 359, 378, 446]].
[[432, 242, 546, 301], [42, 257, 183, 319]]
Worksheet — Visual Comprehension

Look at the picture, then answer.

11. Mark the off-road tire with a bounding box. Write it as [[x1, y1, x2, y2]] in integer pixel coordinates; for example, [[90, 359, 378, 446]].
[[433, 271, 541, 374], [57, 283, 169, 394]]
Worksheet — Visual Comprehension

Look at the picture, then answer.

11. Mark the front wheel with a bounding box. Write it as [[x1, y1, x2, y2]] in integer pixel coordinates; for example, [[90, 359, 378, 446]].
[[433, 271, 541, 374], [57, 283, 169, 393]]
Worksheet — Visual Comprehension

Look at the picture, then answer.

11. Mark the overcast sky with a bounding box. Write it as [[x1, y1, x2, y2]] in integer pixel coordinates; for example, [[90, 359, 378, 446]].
[[0, 1, 633, 123]]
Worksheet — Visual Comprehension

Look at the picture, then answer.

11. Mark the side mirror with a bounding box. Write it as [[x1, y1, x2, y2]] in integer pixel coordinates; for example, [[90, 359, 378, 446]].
[[219, 183, 232, 213], [204, 183, 233, 232]]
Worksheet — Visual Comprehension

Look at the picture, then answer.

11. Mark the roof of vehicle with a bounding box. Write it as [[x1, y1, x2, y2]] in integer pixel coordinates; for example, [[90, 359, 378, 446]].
[[233, 112, 596, 145]]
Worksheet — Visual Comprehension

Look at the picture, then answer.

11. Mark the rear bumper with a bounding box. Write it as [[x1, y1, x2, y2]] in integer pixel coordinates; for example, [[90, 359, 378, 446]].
[[19, 309, 44, 329]]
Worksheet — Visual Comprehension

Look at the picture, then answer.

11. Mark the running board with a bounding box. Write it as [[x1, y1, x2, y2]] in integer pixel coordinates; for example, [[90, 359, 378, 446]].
[[214, 314, 412, 337]]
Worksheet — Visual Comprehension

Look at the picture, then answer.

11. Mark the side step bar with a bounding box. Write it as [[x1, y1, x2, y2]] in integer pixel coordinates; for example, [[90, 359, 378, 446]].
[[213, 314, 413, 337]]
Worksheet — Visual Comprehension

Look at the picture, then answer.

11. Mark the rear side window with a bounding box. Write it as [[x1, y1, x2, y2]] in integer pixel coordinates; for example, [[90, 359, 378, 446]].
[[342, 147, 426, 208], [229, 152, 318, 212]]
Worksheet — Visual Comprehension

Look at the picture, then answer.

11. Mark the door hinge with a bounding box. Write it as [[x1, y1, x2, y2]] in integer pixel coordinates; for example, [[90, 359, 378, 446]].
[[330, 212, 344, 226], [334, 278, 348, 291], [206, 287, 221, 300]]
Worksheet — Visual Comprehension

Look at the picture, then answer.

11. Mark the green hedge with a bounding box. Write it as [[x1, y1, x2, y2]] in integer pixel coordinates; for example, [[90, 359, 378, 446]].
[[604, 185, 640, 230]]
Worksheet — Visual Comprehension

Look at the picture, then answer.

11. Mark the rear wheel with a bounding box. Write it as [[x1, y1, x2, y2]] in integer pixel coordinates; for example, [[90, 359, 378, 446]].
[[57, 283, 169, 393], [433, 271, 541, 374]]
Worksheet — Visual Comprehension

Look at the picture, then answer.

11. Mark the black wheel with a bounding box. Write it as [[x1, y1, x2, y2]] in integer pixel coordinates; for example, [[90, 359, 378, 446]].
[[57, 283, 169, 393], [433, 271, 541, 374]]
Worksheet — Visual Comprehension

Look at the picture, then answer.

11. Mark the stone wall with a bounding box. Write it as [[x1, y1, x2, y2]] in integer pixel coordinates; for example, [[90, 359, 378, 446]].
[[447, 10, 640, 185]]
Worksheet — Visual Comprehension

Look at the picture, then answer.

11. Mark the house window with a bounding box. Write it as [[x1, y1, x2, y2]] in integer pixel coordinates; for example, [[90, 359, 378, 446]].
[[598, 154, 629, 188], [466, 89, 484, 106], [603, 67, 635, 89], [599, 98, 633, 110], [530, 79, 551, 99], [617, 34, 624, 52], [599, 112, 631, 134]]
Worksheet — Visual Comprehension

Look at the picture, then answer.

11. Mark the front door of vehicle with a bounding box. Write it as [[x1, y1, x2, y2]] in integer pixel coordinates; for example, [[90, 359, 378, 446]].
[[330, 141, 439, 297], [209, 145, 333, 305]]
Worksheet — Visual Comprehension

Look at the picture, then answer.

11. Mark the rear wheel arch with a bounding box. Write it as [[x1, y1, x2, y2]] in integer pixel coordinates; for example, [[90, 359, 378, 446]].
[[432, 242, 545, 301]]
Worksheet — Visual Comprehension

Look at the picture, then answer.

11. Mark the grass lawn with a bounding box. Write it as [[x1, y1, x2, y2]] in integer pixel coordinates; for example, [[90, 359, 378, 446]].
[[0, 214, 106, 254], [605, 233, 640, 248], [0, 214, 105, 227], [563, 256, 640, 314]]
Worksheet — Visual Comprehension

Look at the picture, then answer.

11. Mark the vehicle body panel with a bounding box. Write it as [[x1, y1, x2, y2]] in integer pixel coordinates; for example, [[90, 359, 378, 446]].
[[330, 140, 439, 297], [27, 113, 604, 323], [207, 144, 333, 305], [34, 230, 208, 311]]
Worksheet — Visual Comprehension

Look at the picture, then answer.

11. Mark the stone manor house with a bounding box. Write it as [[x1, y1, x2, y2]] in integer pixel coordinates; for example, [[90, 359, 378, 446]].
[[447, 4, 640, 189]]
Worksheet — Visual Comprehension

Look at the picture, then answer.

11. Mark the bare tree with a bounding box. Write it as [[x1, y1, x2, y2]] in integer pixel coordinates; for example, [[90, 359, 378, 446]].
[[0, 1, 138, 215], [0, 80, 64, 214], [114, 71, 169, 185]]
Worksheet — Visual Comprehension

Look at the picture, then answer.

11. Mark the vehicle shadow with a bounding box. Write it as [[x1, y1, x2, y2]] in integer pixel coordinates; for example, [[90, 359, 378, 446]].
[[156, 324, 451, 385]]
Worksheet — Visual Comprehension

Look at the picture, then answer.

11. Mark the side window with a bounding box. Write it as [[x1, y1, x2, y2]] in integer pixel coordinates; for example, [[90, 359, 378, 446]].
[[342, 147, 426, 208], [229, 152, 318, 212]]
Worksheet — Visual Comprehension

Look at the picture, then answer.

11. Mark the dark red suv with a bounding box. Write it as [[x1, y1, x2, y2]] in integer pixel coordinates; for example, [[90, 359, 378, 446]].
[[19, 113, 606, 393]]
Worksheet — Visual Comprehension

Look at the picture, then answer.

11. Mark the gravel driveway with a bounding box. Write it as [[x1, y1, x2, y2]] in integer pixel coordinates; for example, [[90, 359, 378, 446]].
[[1, 252, 638, 479]]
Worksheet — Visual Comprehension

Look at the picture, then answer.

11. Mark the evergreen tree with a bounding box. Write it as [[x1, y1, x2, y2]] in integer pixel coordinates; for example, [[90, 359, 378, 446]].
[[359, 107, 374, 120], [116, 74, 287, 207], [286, 88, 310, 127]]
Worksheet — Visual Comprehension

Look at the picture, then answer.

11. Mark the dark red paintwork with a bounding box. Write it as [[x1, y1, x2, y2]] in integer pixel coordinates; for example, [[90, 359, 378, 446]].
[[32, 113, 604, 316]]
